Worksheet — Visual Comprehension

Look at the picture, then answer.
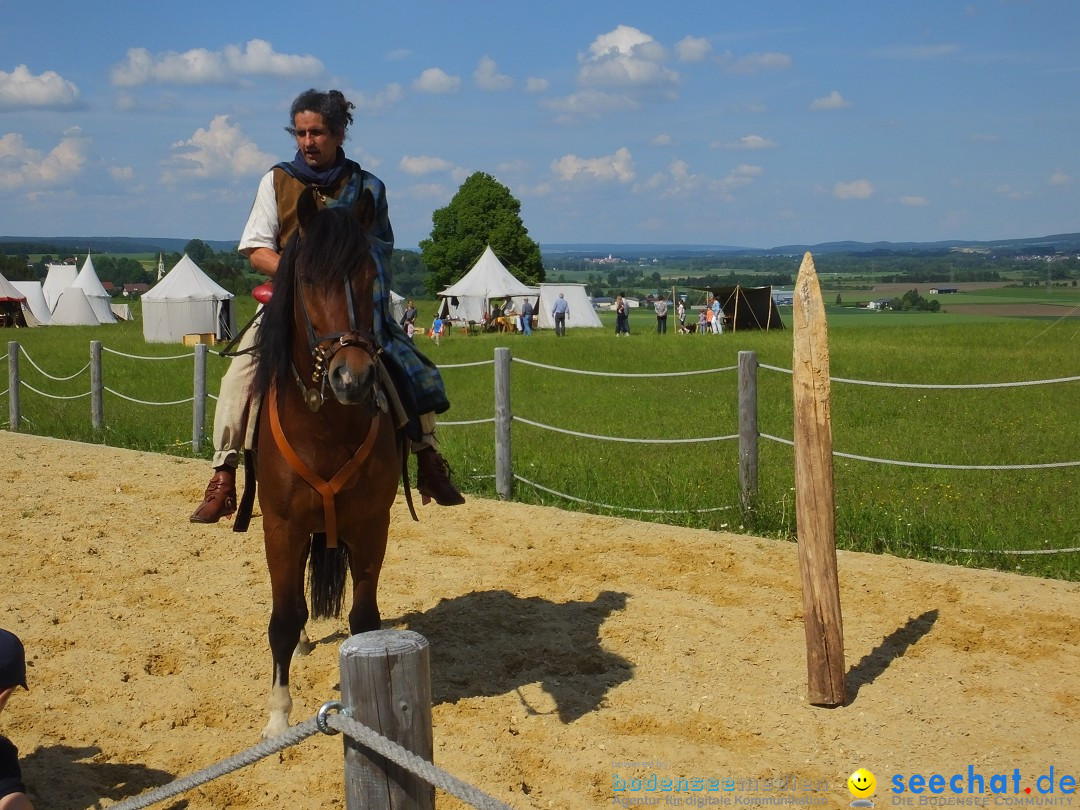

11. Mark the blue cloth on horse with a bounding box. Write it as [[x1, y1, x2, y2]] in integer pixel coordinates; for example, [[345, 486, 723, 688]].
[[275, 160, 450, 428]]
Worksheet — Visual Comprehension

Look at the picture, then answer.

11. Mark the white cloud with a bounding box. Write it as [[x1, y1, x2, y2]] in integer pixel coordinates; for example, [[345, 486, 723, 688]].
[[551, 147, 635, 183], [164, 115, 275, 182], [541, 89, 640, 122], [1049, 171, 1072, 186], [810, 90, 851, 111], [834, 179, 875, 199], [385, 49, 412, 61], [675, 36, 711, 63], [408, 183, 450, 199], [399, 155, 453, 175], [0, 128, 89, 190], [651, 134, 673, 146], [525, 77, 550, 93], [412, 68, 460, 94], [712, 134, 777, 150], [111, 40, 321, 86], [473, 56, 513, 91], [0, 65, 80, 109], [578, 25, 679, 91], [352, 83, 404, 114], [899, 195, 929, 206], [720, 51, 792, 75], [109, 165, 135, 182]]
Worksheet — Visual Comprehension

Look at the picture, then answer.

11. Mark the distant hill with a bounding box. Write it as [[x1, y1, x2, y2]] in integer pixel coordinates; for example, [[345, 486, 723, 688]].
[[0, 236, 238, 255]]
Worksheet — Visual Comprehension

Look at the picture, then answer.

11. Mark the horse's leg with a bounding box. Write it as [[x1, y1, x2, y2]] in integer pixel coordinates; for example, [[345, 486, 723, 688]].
[[345, 510, 391, 636], [263, 521, 309, 739], [293, 547, 314, 657]]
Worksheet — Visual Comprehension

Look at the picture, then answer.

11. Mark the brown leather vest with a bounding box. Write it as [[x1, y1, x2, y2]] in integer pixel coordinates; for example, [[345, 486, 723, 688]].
[[271, 168, 352, 251]]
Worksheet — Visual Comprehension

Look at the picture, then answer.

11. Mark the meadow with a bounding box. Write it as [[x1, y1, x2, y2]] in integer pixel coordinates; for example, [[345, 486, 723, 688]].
[[3, 296, 1077, 580]]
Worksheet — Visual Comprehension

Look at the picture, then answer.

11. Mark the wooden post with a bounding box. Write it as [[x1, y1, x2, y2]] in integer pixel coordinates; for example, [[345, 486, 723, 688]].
[[90, 340, 103, 431], [340, 630, 434, 810], [738, 351, 759, 512], [7, 342, 19, 431], [792, 252, 846, 706], [494, 346, 512, 500], [192, 343, 207, 452]]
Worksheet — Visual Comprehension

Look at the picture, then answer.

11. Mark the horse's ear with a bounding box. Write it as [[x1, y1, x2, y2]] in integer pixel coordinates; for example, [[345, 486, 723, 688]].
[[297, 186, 319, 234], [355, 188, 376, 233]]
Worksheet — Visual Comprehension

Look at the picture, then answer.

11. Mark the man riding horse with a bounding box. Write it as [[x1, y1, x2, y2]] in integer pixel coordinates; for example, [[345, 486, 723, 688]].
[[190, 88, 464, 523]]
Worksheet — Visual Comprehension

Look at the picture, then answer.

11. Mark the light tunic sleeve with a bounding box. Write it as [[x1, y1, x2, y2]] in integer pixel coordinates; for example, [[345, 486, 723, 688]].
[[238, 170, 279, 256]]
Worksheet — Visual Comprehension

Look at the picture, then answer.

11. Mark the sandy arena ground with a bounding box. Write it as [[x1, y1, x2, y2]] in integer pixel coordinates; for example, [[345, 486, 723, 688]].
[[1, 431, 1077, 809]]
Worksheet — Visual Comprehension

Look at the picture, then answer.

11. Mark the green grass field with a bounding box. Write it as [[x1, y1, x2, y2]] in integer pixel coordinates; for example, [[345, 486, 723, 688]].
[[2, 296, 1077, 580]]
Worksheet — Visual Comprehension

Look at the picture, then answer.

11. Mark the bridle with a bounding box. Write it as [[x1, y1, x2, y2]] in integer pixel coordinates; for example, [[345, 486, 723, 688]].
[[292, 258, 383, 413]]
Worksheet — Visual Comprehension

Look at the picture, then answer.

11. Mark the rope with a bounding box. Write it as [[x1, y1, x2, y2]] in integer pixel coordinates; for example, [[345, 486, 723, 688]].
[[102, 347, 195, 361], [107, 717, 322, 810], [439, 417, 496, 426], [18, 347, 90, 381], [514, 474, 734, 514], [18, 381, 89, 400], [513, 357, 737, 377], [438, 359, 495, 368], [326, 712, 513, 810], [928, 543, 1080, 556], [514, 415, 738, 444], [103, 387, 194, 406], [758, 363, 1080, 389], [759, 433, 1080, 470]]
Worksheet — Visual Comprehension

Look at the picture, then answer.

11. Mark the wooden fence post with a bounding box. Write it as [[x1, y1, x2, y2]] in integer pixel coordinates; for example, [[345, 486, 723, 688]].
[[90, 340, 103, 431], [792, 252, 846, 706], [738, 350, 759, 511], [192, 343, 207, 452], [7, 341, 19, 431], [494, 346, 512, 500], [340, 630, 434, 810]]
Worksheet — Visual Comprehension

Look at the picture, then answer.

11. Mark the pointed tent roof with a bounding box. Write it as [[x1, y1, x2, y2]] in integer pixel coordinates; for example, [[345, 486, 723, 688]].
[[43, 264, 78, 311], [144, 254, 233, 302], [438, 246, 535, 301], [75, 255, 117, 323], [0, 272, 27, 303]]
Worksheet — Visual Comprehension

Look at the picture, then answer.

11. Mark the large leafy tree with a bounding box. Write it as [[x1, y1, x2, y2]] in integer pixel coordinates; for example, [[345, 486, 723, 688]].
[[419, 172, 544, 294]]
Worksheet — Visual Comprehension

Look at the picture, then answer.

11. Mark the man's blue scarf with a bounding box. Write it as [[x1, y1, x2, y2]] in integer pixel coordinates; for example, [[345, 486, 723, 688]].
[[278, 147, 361, 209]]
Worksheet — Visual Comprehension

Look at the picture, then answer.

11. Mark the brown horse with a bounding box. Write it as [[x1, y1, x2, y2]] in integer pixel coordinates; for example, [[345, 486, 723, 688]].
[[252, 188, 401, 738]]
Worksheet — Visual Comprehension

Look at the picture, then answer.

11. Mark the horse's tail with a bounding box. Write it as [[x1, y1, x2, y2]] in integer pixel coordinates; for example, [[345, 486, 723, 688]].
[[307, 533, 349, 620]]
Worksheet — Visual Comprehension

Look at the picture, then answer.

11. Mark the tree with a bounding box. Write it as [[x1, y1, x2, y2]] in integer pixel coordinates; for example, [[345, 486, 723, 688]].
[[183, 239, 215, 265], [419, 172, 543, 294]]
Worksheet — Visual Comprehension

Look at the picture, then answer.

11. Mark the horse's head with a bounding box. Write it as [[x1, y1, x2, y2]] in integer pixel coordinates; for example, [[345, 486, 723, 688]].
[[256, 187, 382, 410]]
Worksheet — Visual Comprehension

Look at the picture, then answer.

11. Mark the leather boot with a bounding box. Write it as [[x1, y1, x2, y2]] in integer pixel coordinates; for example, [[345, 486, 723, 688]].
[[415, 448, 465, 506], [189, 467, 238, 523]]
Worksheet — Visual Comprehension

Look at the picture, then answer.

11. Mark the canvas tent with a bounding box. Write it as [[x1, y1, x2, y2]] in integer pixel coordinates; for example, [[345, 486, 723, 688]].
[[437, 246, 535, 323], [0, 272, 29, 327], [11, 281, 50, 325], [389, 290, 406, 324], [707, 285, 785, 331], [42, 264, 78, 312], [50, 287, 100, 326], [536, 283, 602, 329], [142, 254, 235, 343], [74, 255, 117, 324]]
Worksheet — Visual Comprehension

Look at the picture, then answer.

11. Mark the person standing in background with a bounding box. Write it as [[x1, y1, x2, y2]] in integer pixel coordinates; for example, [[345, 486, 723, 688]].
[[551, 292, 570, 337], [655, 294, 668, 334]]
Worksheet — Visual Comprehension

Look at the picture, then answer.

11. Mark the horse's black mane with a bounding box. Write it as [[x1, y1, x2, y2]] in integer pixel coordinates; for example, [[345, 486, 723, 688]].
[[253, 206, 372, 397]]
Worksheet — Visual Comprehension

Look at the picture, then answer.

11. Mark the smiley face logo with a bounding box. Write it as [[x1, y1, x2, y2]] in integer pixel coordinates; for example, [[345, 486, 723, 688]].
[[848, 768, 877, 799]]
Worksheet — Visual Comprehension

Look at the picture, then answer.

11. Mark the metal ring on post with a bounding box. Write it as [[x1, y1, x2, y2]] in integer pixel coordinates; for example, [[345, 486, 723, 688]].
[[316, 700, 348, 735]]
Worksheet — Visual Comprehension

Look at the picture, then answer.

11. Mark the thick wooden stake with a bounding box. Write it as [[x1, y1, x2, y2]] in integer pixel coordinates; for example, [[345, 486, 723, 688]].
[[340, 630, 434, 809], [792, 252, 846, 706]]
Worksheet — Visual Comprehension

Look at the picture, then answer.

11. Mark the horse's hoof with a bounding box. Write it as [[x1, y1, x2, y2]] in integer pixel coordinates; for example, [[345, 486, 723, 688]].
[[261, 717, 290, 740], [293, 638, 314, 657]]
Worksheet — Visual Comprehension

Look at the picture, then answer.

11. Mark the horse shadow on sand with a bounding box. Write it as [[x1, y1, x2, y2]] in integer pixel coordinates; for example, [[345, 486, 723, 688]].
[[845, 608, 939, 703], [385, 589, 633, 723], [20, 744, 184, 810]]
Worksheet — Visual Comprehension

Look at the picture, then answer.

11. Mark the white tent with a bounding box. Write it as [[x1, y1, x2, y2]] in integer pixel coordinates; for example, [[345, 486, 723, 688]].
[[389, 290, 406, 324], [537, 283, 603, 329], [142, 254, 235, 343], [74, 255, 117, 324], [51, 287, 100, 326], [437, 246, 535, 323], [11, 281, 51, 325], [42, 264, 78, 312], [0, 272, 30, 327]]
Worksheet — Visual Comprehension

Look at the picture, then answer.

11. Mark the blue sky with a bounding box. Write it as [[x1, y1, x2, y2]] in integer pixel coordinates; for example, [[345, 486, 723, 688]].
[[1, 0, 1077, 250]]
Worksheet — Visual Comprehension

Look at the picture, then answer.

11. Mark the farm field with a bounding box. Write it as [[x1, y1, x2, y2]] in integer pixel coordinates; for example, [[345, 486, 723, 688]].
[[1, 432, 1078, 809]]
